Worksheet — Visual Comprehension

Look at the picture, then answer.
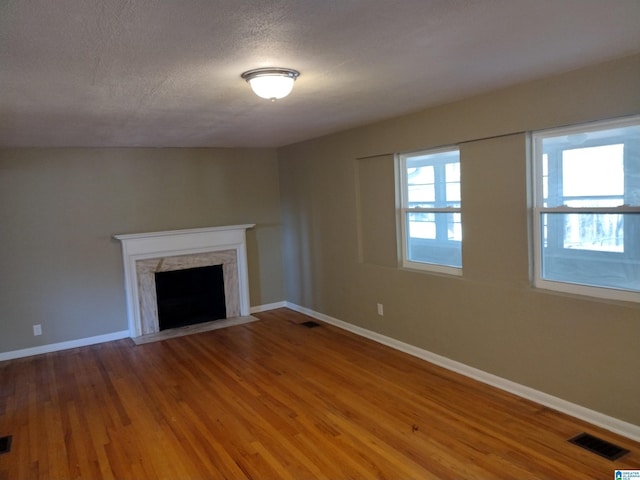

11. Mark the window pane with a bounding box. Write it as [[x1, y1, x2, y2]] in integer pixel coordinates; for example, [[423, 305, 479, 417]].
[[402, 147, 462, 271], [407, 165, 434, 204], [446, 182, 460, 203], [449, 212, 462, 241], [407, 212, 462, 268], [534, 117, 640, 298], [407, 211, 462, 242], [408, 211, 435, 239], [565, 199, 623, 208], [540, 213, 640, 292], [541, 122, 640, 207], [562, 144, 624, 202], [445, 162, 461, 203], [445, 162, 460, 182], [542, 153, 548, 206], [558, 213, 624, 252]]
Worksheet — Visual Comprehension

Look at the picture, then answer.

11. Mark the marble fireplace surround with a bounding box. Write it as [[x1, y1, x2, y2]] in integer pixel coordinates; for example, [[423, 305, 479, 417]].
[[114, 225, 254, 338]]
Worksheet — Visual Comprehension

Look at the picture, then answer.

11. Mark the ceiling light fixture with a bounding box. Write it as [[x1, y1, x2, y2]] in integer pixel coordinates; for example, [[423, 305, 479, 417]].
[[241, 67, 300, 101]]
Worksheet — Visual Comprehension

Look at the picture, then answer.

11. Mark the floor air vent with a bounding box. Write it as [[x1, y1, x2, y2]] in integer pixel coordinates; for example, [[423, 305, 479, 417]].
[[0, 435, 12, 454], [569, 433, 629, 460], [300, 321, 321, 328]]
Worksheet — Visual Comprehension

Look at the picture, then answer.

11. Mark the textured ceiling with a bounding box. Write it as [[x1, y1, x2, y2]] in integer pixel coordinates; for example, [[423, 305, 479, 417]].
[[1, 0, 639, 148]]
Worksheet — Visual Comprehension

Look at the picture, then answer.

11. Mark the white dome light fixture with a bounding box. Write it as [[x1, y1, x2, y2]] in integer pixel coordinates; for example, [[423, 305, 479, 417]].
[[241, 67, 300, 101]]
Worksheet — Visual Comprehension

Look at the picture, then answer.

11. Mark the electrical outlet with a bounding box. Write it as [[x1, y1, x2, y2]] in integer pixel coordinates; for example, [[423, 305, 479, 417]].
[[377, 303, 384, 316], [33, 324, 42, 336]]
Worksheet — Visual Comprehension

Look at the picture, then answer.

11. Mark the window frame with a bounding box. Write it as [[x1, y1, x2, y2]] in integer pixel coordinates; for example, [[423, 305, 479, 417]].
[[398, 146, 462, 276], [531, 116, 640, 303]]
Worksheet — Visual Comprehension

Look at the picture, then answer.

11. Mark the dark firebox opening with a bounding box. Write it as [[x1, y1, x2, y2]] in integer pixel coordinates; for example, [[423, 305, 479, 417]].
[[155, 264, 226, 331]]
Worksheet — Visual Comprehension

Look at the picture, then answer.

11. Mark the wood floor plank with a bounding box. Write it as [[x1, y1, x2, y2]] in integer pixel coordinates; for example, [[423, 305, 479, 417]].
[[1, 307, 639, 479]]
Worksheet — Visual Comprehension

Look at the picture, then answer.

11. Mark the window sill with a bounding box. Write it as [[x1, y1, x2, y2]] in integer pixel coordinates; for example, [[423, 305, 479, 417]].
[[402, 261, 462, 277], [534, 279, 640, 304]]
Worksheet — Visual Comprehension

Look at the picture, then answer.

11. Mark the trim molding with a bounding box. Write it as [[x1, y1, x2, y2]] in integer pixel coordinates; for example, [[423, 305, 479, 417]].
[[284, 302, 640, 442], [251, 301, 287, 313], [3, 301, 638, 442], [0, 330, 130, 362], [0, 301, 285, 362], [0, 299, 284, 362]]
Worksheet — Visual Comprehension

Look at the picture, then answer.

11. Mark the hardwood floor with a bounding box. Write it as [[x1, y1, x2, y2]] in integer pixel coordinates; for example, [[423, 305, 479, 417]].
[[1, 308, 638, 479]]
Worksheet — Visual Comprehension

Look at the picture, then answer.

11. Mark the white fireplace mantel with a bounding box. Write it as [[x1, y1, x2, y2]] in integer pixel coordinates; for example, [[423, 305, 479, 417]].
[[114, 225, 255, 337]]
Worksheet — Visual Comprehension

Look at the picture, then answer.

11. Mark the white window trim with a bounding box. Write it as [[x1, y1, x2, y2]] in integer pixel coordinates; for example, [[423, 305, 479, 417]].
[[398, 147, 462, 276], [531, 116, 640, 303]]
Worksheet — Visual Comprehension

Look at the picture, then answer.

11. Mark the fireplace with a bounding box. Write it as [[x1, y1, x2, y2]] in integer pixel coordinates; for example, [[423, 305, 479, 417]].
[[155, 264, 226, 330], [114, 225, 254, 338]]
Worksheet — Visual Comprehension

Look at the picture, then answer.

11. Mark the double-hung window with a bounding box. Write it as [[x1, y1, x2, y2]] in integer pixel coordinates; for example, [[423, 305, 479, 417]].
[[398, 147, 462, 274], [532, 116, 640, 302]]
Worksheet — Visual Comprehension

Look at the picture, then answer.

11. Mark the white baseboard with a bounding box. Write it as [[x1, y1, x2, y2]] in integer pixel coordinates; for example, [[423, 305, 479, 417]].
[[284, 302, 640, 442], [0, 330, 130, 362], [0, 301, 288, 362], [250, 301, 286, 313], [4, 302, 637, 441]]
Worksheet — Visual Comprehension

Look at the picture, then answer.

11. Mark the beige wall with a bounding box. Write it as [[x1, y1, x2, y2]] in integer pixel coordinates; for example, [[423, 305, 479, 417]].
[[1, 54, 638, 427], [277, 54, 640, 425], [0, 148, 284, 352]]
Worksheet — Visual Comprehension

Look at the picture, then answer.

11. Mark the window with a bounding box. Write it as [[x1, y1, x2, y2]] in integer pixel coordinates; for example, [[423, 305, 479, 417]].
[[398, 147, 462, 274], [532, 116, 640, 302]]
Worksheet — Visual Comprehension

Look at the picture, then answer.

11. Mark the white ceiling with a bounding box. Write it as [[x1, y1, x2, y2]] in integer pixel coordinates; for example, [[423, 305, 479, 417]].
[[1, 0, 639, 148]]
